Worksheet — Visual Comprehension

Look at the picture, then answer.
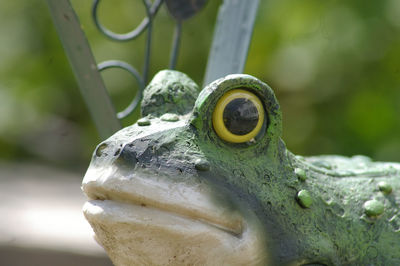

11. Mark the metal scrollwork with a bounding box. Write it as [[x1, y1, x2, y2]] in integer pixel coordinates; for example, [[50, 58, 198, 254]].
[[97, 60, 145, 119], [92, 0, 163, 42], [92, 0, 156, 118], [92, 0, 206, 119]]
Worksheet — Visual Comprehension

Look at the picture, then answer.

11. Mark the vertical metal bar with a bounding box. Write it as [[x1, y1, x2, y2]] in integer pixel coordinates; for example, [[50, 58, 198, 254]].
[[47, 0, 121, 139], [203, 0, 260, 86], [142, 0, 153, 85], [169, 21, 182, 70]]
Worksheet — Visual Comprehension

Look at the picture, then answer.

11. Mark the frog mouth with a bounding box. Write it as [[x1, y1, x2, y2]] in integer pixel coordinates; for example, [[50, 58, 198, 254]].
[[82, 166, 269, 265], [82, 166, 244, 237]]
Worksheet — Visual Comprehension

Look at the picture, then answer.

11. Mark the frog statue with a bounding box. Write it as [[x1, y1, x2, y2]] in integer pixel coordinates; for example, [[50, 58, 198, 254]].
[[82, 70, 400, 266]]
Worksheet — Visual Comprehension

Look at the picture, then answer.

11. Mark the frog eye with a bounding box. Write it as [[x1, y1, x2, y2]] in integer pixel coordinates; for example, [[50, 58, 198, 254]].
[[212, 89, 265, 143]]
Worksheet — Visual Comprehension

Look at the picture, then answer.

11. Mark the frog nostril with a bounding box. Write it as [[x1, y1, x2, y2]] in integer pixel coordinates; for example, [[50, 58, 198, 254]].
[[95, 143, 109, 157]]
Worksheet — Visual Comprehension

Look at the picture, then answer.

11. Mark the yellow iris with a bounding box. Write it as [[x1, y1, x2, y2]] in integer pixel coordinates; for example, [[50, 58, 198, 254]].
[[212, 89, 264, 143]]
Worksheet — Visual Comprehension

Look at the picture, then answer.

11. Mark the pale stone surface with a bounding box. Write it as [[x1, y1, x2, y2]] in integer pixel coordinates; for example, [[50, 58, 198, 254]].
[[84, 200, 266, 266], [82, 169, 268, 265]]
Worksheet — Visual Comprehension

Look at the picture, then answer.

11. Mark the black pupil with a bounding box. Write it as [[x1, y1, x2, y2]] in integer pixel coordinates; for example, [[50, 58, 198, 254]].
[[223, 98, 259, 135]]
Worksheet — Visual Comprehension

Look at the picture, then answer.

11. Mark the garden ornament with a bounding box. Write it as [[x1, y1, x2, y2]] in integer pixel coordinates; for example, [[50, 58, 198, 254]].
[[82, 70, 400, 266]]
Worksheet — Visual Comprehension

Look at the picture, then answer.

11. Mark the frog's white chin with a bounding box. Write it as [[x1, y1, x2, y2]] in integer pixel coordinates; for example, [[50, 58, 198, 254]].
[[82, 167, 268, 265], [83, 199, 267, 266]]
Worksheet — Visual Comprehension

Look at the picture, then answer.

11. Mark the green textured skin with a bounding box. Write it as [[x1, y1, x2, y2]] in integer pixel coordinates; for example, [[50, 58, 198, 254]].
[[141, 70, 199, 117], [87, 70, 400, 265]]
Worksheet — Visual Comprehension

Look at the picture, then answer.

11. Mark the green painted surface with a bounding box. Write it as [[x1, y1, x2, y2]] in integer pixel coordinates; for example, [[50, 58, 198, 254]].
[[160, 113, 179, 122], [85, 70, 400, 265], [296, 190, 313, 208], [295, 168, 308, 181], [137, 117, 151, 126], [141, 70, 199, 117], [363, 200, 385, 217], [378, 181, 393, 195]]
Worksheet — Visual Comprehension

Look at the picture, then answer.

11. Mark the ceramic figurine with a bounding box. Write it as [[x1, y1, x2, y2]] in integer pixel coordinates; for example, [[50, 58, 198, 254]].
[[82, 70, 400, 265]]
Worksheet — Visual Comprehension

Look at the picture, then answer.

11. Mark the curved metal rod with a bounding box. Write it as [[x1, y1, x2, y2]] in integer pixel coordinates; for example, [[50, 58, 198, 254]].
[[92, 0, 163, 42], [97, 60, 145, 119], [169, 21, 182, 70]]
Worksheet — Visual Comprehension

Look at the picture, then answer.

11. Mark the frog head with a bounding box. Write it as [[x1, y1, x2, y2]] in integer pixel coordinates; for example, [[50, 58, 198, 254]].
[[84, 69, 400, 265], [82, 70, 292, 265]]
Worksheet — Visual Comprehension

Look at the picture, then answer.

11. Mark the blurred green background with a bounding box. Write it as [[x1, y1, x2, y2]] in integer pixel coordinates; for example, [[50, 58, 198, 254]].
[[0, 0, 399, 172]]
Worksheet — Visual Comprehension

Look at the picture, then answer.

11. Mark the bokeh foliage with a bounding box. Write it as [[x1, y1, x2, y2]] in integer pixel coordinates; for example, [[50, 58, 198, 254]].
[[0, 0, 399, 170]]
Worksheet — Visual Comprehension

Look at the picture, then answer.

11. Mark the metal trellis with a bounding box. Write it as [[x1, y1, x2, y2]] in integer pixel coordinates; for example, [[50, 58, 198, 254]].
[[47, 0, 259, 139]]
